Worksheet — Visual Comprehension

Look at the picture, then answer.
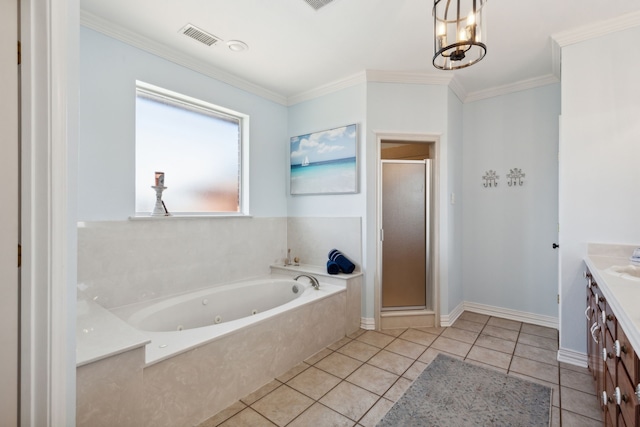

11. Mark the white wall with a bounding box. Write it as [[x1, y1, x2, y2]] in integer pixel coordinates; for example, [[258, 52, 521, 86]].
[[79, 27, 288, 220], [463, 84, 560, 319], [559, 26, 640, 355]]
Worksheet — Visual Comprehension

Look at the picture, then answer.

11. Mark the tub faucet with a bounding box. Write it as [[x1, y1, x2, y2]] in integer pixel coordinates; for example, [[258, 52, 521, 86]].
[[294, 274, 320, 290]]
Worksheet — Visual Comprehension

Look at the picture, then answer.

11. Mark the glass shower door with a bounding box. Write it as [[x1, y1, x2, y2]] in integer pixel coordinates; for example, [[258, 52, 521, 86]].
[[381, 160, 431, 310]]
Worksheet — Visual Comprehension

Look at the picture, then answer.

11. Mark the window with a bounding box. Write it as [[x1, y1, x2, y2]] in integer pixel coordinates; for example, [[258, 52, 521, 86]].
[[135, 81, 249, 215]]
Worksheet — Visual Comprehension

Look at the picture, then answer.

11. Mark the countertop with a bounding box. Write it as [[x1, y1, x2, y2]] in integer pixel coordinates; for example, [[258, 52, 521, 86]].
[[270, 263, 363, 279], [76, 299, 149, 367], [585, 243, 640, 352]]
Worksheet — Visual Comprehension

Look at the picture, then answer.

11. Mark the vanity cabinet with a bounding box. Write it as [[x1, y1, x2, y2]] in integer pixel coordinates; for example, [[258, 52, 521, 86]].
[[586, 267, 640, 426]]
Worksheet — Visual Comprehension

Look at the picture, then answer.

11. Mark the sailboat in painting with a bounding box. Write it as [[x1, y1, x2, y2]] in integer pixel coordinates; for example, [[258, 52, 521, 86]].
[[302, 155, 309, 166]]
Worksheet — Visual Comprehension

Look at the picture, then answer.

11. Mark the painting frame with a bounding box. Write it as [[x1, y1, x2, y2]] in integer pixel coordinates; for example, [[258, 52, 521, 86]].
[[289, 123, 358, 195]]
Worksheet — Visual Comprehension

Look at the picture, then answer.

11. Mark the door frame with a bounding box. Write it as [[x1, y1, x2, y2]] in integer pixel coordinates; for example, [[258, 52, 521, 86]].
[[1, 0, 20, 423], [20, 0, 77, 424], [374, 132, 441, 329]]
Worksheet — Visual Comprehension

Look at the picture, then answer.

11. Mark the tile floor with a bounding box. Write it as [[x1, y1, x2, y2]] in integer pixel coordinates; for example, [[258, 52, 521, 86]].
[[197, 311, 602, 427]]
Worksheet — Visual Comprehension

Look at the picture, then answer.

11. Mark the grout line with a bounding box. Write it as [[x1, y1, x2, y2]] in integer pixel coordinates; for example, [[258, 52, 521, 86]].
[[205, 315, 589, 427], [505, 319, 523, 373]]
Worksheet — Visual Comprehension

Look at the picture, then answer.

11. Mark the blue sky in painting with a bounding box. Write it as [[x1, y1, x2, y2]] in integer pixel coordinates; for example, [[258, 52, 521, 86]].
[[290, 124, 357, 165]]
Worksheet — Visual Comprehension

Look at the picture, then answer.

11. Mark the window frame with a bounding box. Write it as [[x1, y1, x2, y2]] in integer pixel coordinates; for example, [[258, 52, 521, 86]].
[[135, 81, 250, 217]]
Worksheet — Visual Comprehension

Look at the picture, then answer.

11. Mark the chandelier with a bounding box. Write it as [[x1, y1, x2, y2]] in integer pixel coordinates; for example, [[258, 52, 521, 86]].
[[433, 0, 487, 70]]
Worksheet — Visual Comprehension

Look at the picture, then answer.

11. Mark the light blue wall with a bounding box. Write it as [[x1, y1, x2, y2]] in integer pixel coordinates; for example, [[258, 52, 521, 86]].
[[79, 26, 563, 326], [79, 27, 288, 220], [287, 82, 464, 320], [462, 84, 560, 317], [447, 89, 464, 313], [366, 82, 460, 317], [287, 84, 367, 218]]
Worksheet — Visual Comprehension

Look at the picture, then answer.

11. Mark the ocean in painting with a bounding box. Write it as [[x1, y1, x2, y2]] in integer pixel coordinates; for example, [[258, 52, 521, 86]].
[[291, 157, 357, 195]]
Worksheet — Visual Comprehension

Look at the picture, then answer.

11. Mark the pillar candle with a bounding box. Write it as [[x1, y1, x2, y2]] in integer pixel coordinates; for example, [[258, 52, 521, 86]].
[[155, 172, 165, 187]]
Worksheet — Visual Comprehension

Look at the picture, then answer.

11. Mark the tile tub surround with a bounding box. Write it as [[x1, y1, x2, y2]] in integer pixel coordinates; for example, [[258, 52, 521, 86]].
[[77, 217, 287, 309], [76, 281, 349, 427], [270, 263, 362, 335], [198, 312, 602, 427], [144, 289, 347, 427], [76, 348, 145, 427], [286, 217, 362, 268]]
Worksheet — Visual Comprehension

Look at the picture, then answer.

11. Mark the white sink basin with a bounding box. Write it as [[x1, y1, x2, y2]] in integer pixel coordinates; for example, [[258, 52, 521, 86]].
[[605, 265, 640, 281]]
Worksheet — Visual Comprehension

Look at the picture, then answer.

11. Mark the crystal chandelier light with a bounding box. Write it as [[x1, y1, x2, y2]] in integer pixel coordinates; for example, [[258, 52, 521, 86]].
[[433, 0, 487, 70]]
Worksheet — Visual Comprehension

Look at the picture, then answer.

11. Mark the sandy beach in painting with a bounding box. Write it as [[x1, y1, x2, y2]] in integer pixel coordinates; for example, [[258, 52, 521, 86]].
[[291, 157, 356, 194]]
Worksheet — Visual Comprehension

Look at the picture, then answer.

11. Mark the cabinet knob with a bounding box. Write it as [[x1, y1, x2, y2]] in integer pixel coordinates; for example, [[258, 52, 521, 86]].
[[614, 340, 627, 357], [614, 386, 628, 405], [603, 390, 614, 405], [635, 384, 640, 400], [601, 310, 614, 323], [602, 348, 614, 361]]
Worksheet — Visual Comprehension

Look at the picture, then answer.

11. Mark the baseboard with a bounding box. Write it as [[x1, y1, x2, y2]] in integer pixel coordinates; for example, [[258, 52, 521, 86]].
[[557, 348, 588, 368], [440, 301, 464, 327], [463, 302, 559, 329], [380, 310, 436, 329], [360, 317, 375, 330], [439, 301, 559, 329]]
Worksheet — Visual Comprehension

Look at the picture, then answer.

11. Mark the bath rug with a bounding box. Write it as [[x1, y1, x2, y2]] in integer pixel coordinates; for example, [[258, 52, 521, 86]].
[[377, 354, 552, 427]]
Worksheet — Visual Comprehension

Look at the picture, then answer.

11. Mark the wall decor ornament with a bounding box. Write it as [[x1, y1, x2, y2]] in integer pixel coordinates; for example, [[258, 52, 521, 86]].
[[482, 170, 499, 187], [507, 168, 525, 186], [290, 124, 358, 195]]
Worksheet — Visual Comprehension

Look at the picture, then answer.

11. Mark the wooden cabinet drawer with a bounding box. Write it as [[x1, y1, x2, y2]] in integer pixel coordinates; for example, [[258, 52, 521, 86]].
[[617, 364, 639, 427], [605, 364, 618, 422], [618, 411, 627, 427], [617, 323, 638, 384], [602, 303, 617, 339], [605, 330, 617, 378]]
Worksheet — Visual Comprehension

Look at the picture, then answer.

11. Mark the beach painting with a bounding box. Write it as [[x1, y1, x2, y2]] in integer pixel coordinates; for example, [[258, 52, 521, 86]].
[[290, 124, 358, 195]]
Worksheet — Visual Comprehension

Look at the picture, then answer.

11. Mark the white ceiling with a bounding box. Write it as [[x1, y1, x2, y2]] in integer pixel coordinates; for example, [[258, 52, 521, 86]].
[[80, 0, 640, 103]]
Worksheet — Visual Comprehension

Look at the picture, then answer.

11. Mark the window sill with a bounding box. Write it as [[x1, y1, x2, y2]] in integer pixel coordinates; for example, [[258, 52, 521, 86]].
[[129, 213, 252, 221]]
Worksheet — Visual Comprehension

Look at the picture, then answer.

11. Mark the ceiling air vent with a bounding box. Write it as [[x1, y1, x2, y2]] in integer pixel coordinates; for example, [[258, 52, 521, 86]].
[[179, 24, 221, 47], [304, 0, 335, 10]]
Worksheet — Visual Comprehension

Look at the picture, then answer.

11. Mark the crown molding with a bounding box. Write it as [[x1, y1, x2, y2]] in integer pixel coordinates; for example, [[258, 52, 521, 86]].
[[287, 70, 468, 106], [365, 69, 453, 86], [552, 10, 640, 47], [464, 74, 560, 103], [551, 38, 561, 82], [447, 77, 467, 103], [364, 70, 467, 102], [286, 71, 367, 106], [80, 11, 288, 106], [82, 9, 567, 108]]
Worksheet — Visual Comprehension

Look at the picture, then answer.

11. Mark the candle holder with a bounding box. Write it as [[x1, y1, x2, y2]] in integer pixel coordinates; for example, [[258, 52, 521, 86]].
[[151, 185, 170, 216]]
